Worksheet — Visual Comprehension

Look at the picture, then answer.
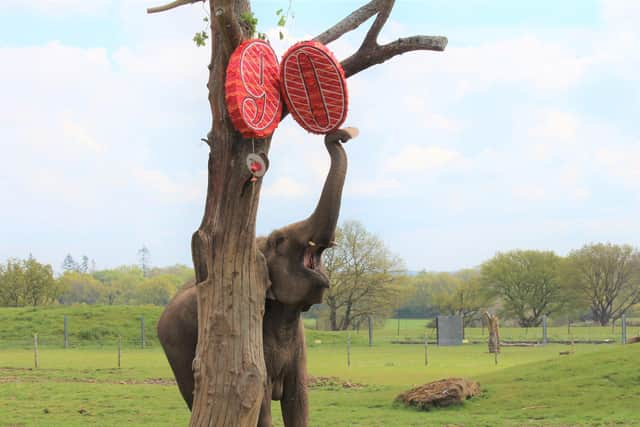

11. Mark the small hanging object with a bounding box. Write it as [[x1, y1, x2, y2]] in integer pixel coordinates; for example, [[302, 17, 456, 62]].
[[246, 153, 267, 182], [280, 40, 349, 135], [225, 39, 282, 138]]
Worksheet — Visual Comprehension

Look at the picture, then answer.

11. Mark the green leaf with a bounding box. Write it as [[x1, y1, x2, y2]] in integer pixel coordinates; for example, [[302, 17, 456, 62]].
[[277, 16, 286, 27], [276, 8, 283, 15], [279, 31, 284, 40], [193, 31, 208, 47]]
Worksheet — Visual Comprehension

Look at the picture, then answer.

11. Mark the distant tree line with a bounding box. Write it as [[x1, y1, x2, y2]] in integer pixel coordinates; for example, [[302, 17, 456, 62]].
[[395, 243, 640, 327], [2, 234, 639, 328], [0, 251, 194, 308]]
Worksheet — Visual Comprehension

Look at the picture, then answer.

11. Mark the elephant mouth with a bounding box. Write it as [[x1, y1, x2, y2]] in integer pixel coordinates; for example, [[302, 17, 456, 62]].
[[303, 244, 329, 287]]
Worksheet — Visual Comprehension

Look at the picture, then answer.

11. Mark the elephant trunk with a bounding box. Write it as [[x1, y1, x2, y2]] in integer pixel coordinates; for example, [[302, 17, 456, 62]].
[[306, 135, 348, 247]]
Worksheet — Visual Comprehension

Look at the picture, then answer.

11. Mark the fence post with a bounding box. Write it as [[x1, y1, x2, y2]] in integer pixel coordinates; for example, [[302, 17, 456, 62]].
[[542, 315, 548, 345], [347, 334, 351, 368], [118, 335, 122, 368], [397, 318, 400, 337], [140, 316, 145, 349], [368, 316, 373, 347], [64, 315, 69, 349], [34, 333, 39, 368], [621, 314, 627, 344], [424, 333, 428, 366]]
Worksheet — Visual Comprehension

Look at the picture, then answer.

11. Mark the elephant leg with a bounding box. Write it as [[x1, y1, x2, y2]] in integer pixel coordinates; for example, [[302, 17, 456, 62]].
[[258, 384, 273, 427], [280, 369, 308, 427], [157, 287, 198, 410]]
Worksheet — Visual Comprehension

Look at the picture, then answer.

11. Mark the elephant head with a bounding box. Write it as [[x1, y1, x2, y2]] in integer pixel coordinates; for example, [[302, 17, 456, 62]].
[[259, 127, 357, 310]]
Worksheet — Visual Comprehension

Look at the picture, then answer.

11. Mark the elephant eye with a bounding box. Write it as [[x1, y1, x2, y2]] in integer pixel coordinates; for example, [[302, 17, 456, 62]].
[[275, 236, 286, 246]]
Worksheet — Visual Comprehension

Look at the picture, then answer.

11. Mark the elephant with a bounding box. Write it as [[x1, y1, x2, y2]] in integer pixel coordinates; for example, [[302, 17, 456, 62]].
[[157, 127, 357, 427]]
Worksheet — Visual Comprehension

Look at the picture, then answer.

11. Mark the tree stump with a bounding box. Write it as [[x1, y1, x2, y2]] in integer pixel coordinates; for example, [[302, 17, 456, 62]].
[[484, 312, 500, 353]]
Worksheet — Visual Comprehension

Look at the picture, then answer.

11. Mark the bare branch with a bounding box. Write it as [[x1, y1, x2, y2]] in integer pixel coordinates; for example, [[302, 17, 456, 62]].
[[147, 0, 203, 14], [314, 0, 382, 45], [342, 35, 447, 78], [361, 0, 394, 49]]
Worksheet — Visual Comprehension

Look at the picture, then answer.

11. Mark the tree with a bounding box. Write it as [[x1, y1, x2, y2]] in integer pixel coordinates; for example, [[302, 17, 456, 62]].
[[323, 221, 404, 330], [146, 1, 446, 424], [137, 246, 151, 278], [134, 275, 178, 305], [480, 250, 565, 327], [62, 253, 79, 272], [58, 271, 104, 305], [432, 269, 491, 327], [564, 243, 640, 326], [93, 265, 145, 305], [80, 255, 90, 273], [0, 259, 26, 307], [22, 256, 58, 307]]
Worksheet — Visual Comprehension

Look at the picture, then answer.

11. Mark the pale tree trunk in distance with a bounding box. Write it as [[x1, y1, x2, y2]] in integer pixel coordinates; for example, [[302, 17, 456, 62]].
[[484, 312, 500, 353], [147, 0, 446, 425]]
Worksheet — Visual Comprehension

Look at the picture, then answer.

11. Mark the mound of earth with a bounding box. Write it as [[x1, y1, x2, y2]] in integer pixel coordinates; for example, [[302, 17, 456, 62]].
[[396, 378, 480, 410], [307, 376, 364, 389]]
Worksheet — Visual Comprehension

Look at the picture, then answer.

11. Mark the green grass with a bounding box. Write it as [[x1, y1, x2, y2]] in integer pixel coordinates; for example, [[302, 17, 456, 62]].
[[1, 342, 638, 426], [0, 305, 163, 348], [304, 318, 633, 344]]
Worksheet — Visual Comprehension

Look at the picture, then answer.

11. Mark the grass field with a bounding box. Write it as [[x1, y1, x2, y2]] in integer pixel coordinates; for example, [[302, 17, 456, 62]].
[[1, 306, 638, 426], [1, 342, 638, 426], [0, 305, 633, 349]]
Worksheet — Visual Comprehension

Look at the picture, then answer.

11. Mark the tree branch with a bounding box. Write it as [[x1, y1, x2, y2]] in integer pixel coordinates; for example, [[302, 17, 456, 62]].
[[147, 0, 204, 14], [314, 0, 447, 80], [314, 0, 383, 45], [361, 0, 394, 49]]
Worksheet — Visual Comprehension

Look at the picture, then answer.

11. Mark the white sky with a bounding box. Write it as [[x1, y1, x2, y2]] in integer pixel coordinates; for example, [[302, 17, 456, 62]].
[[1, 1, 639, 272]]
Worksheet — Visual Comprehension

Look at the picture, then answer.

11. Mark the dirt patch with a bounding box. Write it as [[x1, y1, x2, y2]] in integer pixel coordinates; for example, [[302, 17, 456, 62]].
[[307, 375, 364, 389], [396, 378, 480, 410], [0, 369, 176, 386]]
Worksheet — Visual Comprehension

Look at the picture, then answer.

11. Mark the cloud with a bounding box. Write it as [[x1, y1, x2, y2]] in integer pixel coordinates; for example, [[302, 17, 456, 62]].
[[385, 145, 467, 174], [263, 177, 308, 199], [0, 0, 109, 15]]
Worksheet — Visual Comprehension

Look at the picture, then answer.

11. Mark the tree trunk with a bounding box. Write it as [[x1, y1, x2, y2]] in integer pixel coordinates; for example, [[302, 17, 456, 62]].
[[329, 305, 338, 331], [145, 1, 447, 425], [189, 2, 269, 426]]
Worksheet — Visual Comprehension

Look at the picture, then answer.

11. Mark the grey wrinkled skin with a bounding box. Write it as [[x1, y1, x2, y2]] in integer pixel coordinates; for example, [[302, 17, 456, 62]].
[[157, 129, 355, 427]]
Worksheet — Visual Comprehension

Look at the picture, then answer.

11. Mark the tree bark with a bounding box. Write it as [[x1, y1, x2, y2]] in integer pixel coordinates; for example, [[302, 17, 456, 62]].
[[189, 1, 270, 426]]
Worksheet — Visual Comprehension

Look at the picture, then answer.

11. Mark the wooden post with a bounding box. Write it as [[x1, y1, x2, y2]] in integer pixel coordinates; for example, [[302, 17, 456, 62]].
[[368, 316, 373, 347], [34, 333, 39, 368], [424, 333, 428, 366], [397, 318, 400, 337], [542, 315, 548, 345], [118, 335, 122, 369], [140, 316, 145, 349], [63, 315, 69, 349], [621, 314, 627, 344], [347, 334, 351, 368], [494, 349, 498, 366], [571, 336, 575, 354], [567, 319, 571, 337]]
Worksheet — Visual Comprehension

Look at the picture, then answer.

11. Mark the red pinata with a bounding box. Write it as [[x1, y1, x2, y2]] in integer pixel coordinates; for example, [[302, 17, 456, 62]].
[[280, 41, 349, 135], [225, 39, 282, 139]]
